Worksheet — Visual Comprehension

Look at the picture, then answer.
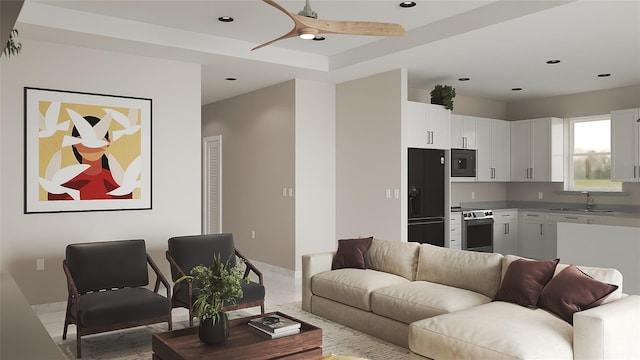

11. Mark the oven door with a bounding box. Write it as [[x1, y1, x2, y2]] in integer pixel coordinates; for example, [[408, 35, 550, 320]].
[[462, 218, 494, 252]]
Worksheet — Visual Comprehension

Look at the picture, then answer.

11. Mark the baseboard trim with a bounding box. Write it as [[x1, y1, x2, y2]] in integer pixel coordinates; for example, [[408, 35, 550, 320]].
[[249, 259, 301, 279]]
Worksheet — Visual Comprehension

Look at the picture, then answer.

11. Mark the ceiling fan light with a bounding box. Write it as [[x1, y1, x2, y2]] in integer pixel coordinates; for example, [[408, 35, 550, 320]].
[[298, 28, 318, 40]]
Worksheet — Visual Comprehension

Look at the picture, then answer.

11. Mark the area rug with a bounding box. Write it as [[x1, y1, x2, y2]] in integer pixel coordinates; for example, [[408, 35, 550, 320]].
[[54, 302, 420, 360]]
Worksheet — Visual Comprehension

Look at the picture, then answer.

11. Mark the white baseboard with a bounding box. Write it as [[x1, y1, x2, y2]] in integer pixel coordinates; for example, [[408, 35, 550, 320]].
[[249, 259, 301, 279]]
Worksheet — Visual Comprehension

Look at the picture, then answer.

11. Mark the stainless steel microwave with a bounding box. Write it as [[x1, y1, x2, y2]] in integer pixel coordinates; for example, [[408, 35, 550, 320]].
[[451, 148, 476, 177]]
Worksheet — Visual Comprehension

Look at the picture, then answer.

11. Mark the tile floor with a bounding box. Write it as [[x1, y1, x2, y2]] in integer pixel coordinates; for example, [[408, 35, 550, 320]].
[[37, 265, 302, 339]]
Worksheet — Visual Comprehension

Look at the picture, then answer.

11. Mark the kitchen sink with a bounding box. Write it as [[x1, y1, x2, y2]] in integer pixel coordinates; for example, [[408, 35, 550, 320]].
[[548, 208, 613, 213]]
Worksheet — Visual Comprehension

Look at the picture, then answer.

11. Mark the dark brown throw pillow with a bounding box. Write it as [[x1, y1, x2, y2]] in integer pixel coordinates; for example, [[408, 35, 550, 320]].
[[539, 264, 618, 325], [494, 258, 560, 308], [331, 237, 373, 270]]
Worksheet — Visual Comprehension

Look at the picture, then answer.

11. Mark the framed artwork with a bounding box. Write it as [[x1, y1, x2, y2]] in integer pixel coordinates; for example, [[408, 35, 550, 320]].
[[24, 87, 152, 213]]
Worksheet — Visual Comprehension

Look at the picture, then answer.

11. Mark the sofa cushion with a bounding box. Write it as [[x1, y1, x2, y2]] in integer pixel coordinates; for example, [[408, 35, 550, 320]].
[[494, 258, 559, 308], [409, 301, 573, 360], [539, 264, 618, 324], [415, 244, 503, 298], [502, 255, 624, 304], [364, 239, 420, 281], [371, 281, 492, 324], [311, 269, 410, 311], [332, 237, 373, 270]]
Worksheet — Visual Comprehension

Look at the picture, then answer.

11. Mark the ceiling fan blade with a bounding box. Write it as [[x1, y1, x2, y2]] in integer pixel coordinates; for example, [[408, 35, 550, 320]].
[[296, 16, 407, 37], [251, 28, 299, 51], [254, 0, 406, 51]]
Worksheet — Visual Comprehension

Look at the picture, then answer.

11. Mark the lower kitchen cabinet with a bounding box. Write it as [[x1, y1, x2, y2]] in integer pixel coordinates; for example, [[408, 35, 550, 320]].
[[449, 212, 462, 250], [519, 211, 594, 260], [518, 211, 549, 259], [493, 209, 518, 255]]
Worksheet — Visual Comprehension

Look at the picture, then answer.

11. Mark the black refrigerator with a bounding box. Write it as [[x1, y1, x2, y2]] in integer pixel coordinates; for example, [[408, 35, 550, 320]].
[[408, 148, 445, 247]]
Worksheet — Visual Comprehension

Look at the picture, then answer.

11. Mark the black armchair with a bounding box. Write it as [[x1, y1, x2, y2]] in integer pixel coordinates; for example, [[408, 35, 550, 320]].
[[166, 233, 265, 326], [62, 239, 171, 358]]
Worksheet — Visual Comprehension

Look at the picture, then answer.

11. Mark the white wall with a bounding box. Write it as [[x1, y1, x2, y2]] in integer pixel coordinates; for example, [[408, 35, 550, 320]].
[[0, 39, 202, 304], [294, 79, 336, 269], [336, 69, 406, 242]]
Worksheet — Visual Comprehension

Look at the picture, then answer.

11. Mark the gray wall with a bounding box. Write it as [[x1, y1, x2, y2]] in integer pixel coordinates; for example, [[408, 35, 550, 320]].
[[0, 39, 202, 304]]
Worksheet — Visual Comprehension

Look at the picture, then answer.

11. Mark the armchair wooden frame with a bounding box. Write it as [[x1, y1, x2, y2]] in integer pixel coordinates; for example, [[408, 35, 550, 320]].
[[166, 247, 265, 326], [62, 254, 171, 358]]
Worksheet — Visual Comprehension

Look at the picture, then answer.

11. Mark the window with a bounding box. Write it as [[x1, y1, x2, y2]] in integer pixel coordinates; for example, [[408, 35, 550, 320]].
[[566, 115, 622, 191]]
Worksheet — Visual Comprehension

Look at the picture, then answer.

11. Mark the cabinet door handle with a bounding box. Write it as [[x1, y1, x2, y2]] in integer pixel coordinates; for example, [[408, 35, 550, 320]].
[[539, 224, 543, 235], [530, 167, 534, 179]]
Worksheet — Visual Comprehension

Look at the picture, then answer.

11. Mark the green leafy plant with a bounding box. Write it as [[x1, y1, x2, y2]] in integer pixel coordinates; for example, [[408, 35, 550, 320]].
[[4, 29, 22, 58], [176, 253, 249, 324], [430, 84, 456, 111]]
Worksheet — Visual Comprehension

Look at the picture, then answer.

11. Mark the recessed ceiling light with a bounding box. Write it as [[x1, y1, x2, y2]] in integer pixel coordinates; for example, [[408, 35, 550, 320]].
[[218, 16, 234, 23], [458, 78, 470, 81], [225, 77, 237, 81], [597, 73, 611, 77], [511, 88, 523, 91], [399, 1, 416, 8], [312, 36, 325, 41], [546, 59, 561, 64]]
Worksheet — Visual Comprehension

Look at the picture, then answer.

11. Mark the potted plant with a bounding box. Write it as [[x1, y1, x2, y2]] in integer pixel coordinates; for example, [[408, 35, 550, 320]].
[[430, 84, 456, 111], [4, 29, 22, 57], [176, 253, 249, 344]]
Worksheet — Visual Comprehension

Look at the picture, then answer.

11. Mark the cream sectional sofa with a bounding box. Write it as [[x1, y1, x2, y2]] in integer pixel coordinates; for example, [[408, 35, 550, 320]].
[[301, 239, 640, 359]]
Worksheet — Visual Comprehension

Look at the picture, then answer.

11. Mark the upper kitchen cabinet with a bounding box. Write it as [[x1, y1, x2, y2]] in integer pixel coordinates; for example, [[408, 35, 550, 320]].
[[611, 108, 640, 182], [510, 117, 564, 182], [407, 101, 450, 149], [476, 117, 510, 182], [450, 115, 477, 149]]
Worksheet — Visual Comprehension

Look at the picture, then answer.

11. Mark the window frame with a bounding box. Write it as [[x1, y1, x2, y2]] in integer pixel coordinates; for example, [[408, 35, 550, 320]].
[[565, 115, 622, 192]]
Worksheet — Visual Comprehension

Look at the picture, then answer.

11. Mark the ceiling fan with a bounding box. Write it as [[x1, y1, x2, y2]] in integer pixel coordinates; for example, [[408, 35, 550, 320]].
[[251, 0, 407, 51]]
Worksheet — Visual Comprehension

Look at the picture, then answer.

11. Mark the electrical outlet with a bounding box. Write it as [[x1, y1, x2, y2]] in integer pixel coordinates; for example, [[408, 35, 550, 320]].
[[36, 258, 45, 271], [251, 230, 256, 239], [385, 189, 391, 199], [538, 192, 543, 200], [471, 191, 475, 200]]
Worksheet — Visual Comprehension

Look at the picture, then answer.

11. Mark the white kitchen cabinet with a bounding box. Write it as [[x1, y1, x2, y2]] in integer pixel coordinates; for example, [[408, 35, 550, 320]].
[[449, 212, 462, 250], [493, 209, 518, 255], [543, 213, 593, 260], [407, 101, 450, 149], [611, 108, 640, 182], [510, 117, 564, 182], [518, 211, 545, 259], [477, 118, 511, 182], [450, 115, 477, 149]]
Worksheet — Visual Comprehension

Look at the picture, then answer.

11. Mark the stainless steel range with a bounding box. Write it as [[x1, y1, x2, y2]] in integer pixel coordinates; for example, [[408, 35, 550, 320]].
[[462, 209, 494, 252]]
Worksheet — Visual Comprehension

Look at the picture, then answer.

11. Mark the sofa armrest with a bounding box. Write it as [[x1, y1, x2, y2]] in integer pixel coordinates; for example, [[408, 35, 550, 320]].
[[574, 295, 640, 360], [301, 251, 335, 312]]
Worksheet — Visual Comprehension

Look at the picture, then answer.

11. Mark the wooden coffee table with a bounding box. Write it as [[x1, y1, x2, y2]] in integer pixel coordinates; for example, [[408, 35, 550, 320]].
[[152, 311, 322, 360]]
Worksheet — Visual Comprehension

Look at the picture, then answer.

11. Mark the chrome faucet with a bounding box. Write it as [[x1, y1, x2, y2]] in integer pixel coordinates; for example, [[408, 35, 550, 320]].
[[581, 191, 594, 210]]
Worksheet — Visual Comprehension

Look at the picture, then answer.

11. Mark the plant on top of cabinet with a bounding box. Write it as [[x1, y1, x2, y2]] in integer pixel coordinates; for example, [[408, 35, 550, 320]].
[[430, 84, 456, 111]]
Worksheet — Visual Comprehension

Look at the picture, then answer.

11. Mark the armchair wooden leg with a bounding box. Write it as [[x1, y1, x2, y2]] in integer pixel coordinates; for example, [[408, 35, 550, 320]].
[[62, 320, 68, 340], [260, 304, 265, 314], [76, 331, 82, 358]]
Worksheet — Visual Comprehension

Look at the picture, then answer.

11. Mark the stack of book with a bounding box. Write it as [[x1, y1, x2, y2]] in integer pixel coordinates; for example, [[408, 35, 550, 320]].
[[248, 315, 301, 339]]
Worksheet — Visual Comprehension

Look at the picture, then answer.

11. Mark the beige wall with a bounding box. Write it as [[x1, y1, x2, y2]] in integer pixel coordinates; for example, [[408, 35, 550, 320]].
[[202, 81, 296, 270], [202, 79, 337, 272], [409, 88, 508, 119], [0, 39, 202, 304], [451, 182, 508, 207], [337, 69, 406, 242], [507, 85, 640, 120]]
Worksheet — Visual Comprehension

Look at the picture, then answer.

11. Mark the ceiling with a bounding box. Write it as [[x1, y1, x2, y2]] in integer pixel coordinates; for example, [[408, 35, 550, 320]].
[[14, 0, 640, 106]]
